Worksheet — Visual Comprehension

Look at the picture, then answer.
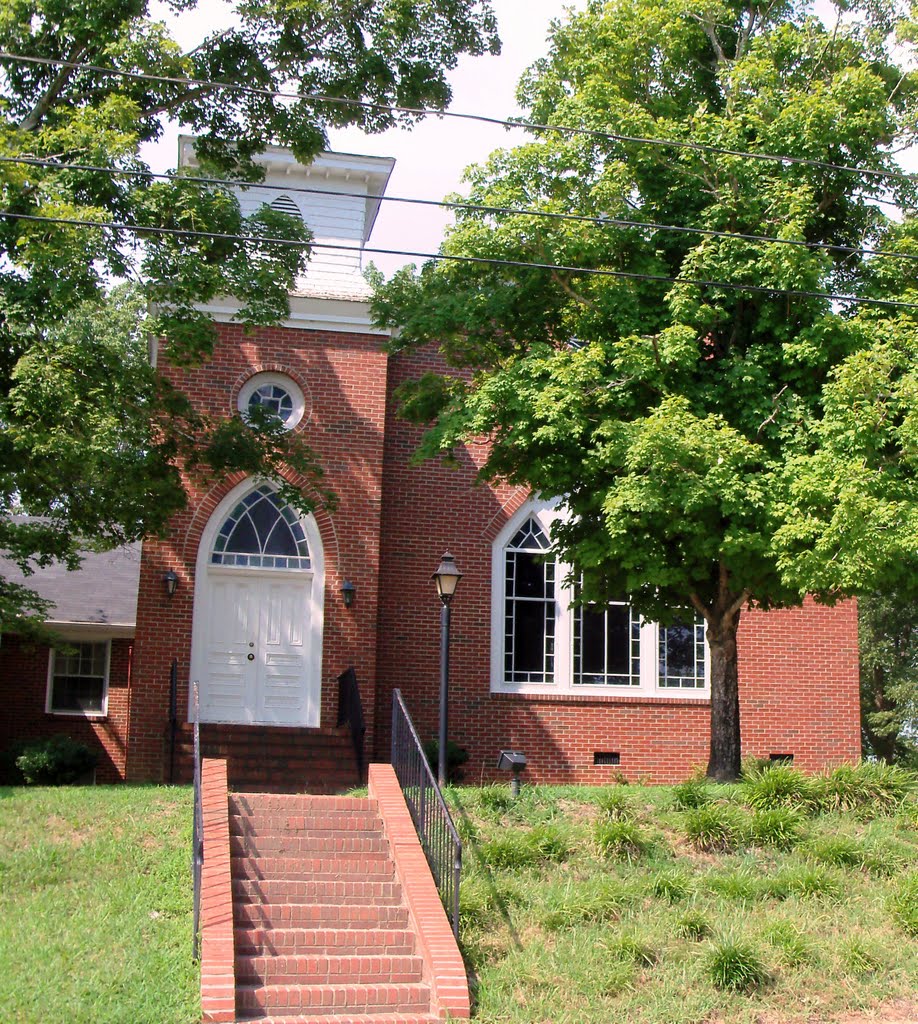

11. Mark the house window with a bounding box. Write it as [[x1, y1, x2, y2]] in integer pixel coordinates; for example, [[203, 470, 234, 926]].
[[491, 502, 709, 698], [47, 640, 110, 715], [238, 372, 305, 429], [211, 484, 312, 570]]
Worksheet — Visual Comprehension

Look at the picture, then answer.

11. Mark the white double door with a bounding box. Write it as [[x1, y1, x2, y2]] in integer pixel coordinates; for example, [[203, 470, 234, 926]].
[[195, 571, 319, 727]]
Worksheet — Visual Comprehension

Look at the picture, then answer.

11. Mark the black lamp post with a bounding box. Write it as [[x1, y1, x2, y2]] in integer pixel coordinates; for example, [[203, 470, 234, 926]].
[[432, 551, 463, 788]]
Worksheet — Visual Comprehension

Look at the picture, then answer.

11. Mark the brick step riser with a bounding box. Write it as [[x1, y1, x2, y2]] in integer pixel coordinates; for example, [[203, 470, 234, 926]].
[[229, 814, 383, 834], [235, 954, 425, 985], [230, 835, 389, 857], [234, 928, 417, 957], [230, 796, 375, 814], [235, 982, 431, 1015], [231, 856, 395, 880], [235, 903, 410, 928], [233, 879, 403, 904], [242, 1015, 440, 1024]]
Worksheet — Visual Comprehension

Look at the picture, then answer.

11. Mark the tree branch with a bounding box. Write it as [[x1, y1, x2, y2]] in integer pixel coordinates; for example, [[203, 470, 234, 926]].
[[19, 43, 90, 132]]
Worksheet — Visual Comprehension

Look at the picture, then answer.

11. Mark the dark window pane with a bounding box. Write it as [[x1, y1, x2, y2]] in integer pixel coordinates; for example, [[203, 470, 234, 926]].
[[263, 516, 298, 555], [224, 513, 259, 554], [661, 623, 695, 677], [513, 602, 547, 675], [605, 605, 631, 676], [580, 607, 606, 675], [51, 676, 105, 713], [513, 551, 546, 598]]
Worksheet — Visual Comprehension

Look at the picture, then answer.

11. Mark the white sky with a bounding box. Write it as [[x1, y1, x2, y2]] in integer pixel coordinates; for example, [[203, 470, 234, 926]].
[[147, 0, 586, 276]]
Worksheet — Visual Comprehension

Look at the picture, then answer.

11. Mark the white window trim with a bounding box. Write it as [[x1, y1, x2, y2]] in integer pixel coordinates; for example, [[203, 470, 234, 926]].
[[237, 371, 306, 430], [490, 501, 710, 699], [46, 638, 111, 717]]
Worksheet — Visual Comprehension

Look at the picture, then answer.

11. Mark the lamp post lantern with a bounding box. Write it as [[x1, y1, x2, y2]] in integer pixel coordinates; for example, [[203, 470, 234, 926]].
[[432, 551, 463, 788]]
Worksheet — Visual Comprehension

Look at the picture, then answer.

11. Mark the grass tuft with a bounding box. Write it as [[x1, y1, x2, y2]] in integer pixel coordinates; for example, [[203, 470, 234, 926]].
[[704, 937, 769, 991], [741, 763, 823, 812], [595, 819, 658, 861], [761, 920, 816, 967], [746, 807, 807, 849], [479, 823, 571, 870], [672, 777, 712, 809], [649, 867, 694, 903], [603, 933, 658, 967], [838, 937, 885, 975], [683, 803, 746, 852], [821, 762, 914, 815], [596, 786, 634, 820], [675, 908, 712, 940], [888, 873, 918, 936]]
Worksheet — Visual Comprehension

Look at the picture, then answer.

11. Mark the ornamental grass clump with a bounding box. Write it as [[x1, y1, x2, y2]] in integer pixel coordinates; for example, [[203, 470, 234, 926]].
[[603, 933, 658, 967], [803, 833, 866, 869], [771, 863, 842, 902], [672, 777, 712, 809], [649, 868, 694, 903], [542, 878, 636, 929], [888, 873, 918, 936], [821, 762, 915, 815], [746, 807, 807, 849], [704, 938, 769, 992], [683, 803, 747, 852], [479, 823, 571, 870], [595, 819, 657, 862], [761, 921, 816, 967], [839, 937, 885, 975], [596, 786, 634, 820], [741, 763, 823, 813], [675, 909, 712, 940]]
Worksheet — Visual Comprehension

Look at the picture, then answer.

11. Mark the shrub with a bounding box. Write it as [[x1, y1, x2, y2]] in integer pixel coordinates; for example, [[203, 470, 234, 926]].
[[672, 778, 712, 809], [821, 762, 915, 815], [14, 735, 97, 785], [741, 763, 822, 812], [675, 909, 712, 940], [704, 938, 769, 991], [888, 873, 918, 936], [596, 787, 634, 820], [746, 808, 806, 849], [683, 804, 746, 852], [422, 739, 469, 783], [595, 819, 657, 861]]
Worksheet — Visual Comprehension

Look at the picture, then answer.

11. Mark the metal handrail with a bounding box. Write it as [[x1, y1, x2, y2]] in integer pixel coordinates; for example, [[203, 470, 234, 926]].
[[337, 667, 366, 780], [191, 680, 204, 962], [390, 689, 462, 937]]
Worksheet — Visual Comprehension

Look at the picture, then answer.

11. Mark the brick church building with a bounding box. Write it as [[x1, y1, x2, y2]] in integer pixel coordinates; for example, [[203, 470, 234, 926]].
[[0, 143, 861, 787]]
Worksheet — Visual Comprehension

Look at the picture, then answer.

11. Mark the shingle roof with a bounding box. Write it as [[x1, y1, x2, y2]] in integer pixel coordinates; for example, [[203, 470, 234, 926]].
[[1, 542, 141, 627]]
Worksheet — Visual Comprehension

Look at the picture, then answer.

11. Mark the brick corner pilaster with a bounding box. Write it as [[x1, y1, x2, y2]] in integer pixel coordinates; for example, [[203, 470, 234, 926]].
[[368, 762, 470, 1020], [199, 758, 236, 1023]]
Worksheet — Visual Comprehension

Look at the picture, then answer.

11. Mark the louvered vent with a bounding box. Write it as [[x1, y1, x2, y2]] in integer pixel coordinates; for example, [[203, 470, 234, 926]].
[[269, 194, 302, 219]]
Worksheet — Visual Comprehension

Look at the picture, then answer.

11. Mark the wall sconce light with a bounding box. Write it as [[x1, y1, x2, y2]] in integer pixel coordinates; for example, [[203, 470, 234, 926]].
[[163, 570, 179, 598], [497, 749, 528, 797], [341, 580, 356, 608]]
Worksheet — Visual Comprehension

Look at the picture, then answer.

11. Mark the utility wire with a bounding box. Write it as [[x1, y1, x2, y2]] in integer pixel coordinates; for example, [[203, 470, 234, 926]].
[[2, 51, 916, 189], [3, 209, 917, 311], [4, 154, 918, 266]]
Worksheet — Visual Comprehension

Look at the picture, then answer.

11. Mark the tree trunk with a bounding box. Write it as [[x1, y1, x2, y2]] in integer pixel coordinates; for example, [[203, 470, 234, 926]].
[[706, 608, 742, 781]]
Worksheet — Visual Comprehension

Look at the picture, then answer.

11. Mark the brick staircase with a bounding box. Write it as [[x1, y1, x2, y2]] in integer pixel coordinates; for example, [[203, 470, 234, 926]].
[[227, 791, 443, 1024]]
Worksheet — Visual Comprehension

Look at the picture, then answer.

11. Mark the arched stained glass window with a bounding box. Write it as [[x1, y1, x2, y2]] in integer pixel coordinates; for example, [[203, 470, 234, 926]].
[[210, 485, 311, 570]]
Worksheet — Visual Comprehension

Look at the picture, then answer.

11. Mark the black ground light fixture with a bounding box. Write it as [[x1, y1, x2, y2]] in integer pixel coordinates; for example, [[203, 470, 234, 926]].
[[497, 749, 528, 797], [163, 570, 179, 598], [432, 551, 463, 788], [341, 579, 356, 608]]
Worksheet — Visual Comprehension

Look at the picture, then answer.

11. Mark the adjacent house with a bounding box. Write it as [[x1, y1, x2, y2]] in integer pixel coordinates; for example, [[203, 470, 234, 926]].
[[0, 143, 862, 788]]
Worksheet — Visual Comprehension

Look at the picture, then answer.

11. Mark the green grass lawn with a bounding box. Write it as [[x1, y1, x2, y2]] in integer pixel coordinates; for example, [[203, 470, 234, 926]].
[[447, 765, 918, 1024], [1, 766, 917, 1024], [0, 784, 198, 1024]]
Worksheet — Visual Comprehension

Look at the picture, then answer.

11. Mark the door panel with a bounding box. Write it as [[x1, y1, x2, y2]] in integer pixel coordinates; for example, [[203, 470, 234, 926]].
[[201, 577, 259, 722]]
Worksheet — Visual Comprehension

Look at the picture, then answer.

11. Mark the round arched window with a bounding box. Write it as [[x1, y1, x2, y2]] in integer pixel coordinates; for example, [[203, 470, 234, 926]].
[[238, 372, 305, 430]]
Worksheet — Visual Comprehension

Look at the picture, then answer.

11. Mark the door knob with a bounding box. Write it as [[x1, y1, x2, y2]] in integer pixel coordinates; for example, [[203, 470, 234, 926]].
[[247, 653, 255, 661]]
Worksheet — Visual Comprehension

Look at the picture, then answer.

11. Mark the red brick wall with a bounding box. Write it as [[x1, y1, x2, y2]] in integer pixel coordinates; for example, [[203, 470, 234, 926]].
[[375, 349, 862, 784], [0, 634, 132, 783], [127, 321, 390, 781]]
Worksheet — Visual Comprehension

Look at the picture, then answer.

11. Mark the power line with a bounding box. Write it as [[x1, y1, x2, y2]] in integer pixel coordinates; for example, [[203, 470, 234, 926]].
[[4, 154, 918, 267], [2, 50, 916, 189], [3, 209, 917, 311]]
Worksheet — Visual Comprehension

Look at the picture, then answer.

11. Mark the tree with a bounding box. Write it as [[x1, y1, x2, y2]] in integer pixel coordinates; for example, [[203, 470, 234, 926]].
[[371, 0, 918, 779], [859, 588, 918, 765], [0, 0, 498, 628]]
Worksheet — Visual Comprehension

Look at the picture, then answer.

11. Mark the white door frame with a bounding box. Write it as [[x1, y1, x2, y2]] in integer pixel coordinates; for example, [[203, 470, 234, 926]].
[[189, 478, 325, 726]]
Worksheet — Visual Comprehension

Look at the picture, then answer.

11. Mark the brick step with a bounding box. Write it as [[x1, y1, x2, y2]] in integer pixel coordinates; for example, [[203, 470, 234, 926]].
[[238, 1014, 440, 1024], [235, 902, 410, 930], [235, 953, 425, 985], [230, 834, 389, 857], [229, 812, 383, 835], [231, 796, 375, 814], [232, 856, 395, 882], [235, 927, 417, 957], [233, 878, 404, 905], [235, 981, 432, 1017]]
